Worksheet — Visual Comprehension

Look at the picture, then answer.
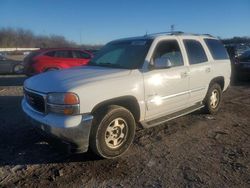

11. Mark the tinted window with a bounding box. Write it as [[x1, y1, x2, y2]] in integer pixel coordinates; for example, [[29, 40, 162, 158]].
[[72, 51, 91, 59], [45, 51, 56, 57], [204, 39, 229, 60], [54, 50, 72, 58], [239, 50, 250, 61], [153, 40, 184, 68], [184, 40, 208, 64]]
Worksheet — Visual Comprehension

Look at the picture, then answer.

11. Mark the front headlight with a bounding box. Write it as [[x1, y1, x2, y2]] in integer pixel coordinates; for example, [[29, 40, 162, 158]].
[[47, 92, 80, 115]]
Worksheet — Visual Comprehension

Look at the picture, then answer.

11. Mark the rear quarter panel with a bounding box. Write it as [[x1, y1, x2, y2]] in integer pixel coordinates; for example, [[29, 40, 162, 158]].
[[211, 59, 231, 91], [200, 37, 231, 91]]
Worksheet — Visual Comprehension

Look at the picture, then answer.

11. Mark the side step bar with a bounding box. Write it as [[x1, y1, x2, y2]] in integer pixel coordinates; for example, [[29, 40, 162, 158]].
[[141, 103, 204, 129]]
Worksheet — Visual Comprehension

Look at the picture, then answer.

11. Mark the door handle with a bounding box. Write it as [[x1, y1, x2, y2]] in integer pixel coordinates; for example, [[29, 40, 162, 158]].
[[205, 67, 211, 73], [180, 72, 189, 78]]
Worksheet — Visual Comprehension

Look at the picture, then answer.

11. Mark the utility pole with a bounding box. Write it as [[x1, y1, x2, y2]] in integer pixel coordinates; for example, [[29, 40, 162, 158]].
[[80, 31, 82, 45]]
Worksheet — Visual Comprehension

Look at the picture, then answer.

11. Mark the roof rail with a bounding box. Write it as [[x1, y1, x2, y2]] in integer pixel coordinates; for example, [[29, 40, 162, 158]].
[[144, 31, 184, 37], [144, 31, 214, 37], [202, 34, 214, 37]]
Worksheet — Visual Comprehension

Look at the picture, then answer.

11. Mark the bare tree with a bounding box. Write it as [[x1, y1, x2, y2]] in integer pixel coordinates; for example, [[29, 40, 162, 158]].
[[0, 27, 78, 48]]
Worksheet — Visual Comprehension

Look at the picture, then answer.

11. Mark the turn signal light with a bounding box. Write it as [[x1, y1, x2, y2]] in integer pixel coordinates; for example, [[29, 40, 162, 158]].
[[64, 93, 79, 105]]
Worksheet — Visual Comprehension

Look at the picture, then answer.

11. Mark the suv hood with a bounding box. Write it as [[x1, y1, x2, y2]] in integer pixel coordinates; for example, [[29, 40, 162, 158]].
[[24, 66, 132, 93]]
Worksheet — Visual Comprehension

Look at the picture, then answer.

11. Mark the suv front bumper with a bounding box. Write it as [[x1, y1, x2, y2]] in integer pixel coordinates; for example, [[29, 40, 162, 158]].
[[22, 99, 93, 153]]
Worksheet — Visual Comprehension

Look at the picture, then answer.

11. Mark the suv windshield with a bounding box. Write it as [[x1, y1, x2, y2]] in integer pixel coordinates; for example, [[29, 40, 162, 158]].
[[88, 39, 152, 69]]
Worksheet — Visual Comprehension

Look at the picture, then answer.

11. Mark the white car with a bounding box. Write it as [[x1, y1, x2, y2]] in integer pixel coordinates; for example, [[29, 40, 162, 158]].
[[22, 32, 231, 158]]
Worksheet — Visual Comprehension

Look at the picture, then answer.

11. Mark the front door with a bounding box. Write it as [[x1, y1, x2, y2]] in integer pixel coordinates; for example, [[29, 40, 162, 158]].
[[144, 39, 189, 120]]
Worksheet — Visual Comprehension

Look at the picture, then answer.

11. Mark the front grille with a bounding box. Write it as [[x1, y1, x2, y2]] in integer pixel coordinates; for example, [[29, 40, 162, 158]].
[[24, 89, 46, 113]]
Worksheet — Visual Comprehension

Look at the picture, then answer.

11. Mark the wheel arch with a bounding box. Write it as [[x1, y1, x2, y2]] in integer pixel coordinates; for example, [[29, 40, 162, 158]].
[[91, 96, 141, 122], [43, 66, 60, 72], [209, 76, 225, 90]]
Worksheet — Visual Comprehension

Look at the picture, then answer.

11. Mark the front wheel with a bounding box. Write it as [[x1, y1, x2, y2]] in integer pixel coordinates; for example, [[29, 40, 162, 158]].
[[90, 105, 136, 159], [203, 83, 222, 114]]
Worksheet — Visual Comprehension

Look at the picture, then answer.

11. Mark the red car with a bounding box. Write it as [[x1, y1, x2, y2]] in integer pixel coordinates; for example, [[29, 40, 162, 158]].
[[23, 48, 93, 75]]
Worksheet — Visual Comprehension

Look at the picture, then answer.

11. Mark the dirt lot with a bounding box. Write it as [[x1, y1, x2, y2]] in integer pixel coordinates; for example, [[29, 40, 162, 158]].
[[0, 75, 249, 187]]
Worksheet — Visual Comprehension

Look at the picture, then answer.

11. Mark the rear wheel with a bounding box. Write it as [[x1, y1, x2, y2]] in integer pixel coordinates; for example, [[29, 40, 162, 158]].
[[45, 67, 59, 72], [204, 83, 222, 114], [13, 64, 24, 74], [90, 105, 136, 159]]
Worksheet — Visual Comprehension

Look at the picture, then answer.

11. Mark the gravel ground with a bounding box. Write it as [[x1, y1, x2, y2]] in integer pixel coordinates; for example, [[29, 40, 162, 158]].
[[0, 75, 249, 187]]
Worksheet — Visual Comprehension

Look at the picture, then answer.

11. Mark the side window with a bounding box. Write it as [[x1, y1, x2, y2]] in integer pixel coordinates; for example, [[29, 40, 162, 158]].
[[54, 50, 73, 58], [152, 40, 184, 68], [72, 51, 91, 59], [184, 40, 208, 64], [204, 39, 229, 60], [45, 51, 56, 57]]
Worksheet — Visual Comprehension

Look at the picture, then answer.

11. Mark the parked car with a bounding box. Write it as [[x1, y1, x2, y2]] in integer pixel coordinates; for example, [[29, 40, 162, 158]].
[[234, 50, 250, 79], [0, 54, 24, 74], [235, 44, 250, 56], [23, 48, 93, 76], [22, 32, 231, 158]]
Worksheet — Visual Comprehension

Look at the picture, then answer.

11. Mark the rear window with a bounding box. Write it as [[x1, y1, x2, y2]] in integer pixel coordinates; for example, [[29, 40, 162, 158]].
[[45, 51, 56, 57], [72, 51, 91, 59], [204, 39, 229, 60], [54, 50, 73, 58], [184, 40, 208, 64]]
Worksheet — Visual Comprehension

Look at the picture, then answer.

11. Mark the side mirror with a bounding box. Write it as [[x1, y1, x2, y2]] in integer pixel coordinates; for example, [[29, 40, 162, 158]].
[[153, 57, 172, 69]]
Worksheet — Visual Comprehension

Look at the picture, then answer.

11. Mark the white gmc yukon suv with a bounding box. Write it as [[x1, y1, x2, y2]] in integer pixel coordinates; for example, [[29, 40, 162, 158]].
[[22, 32, 231, 158]]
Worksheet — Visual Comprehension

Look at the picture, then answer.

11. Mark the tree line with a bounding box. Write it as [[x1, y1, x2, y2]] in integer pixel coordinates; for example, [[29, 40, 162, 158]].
[[0, 27, 102, 49], [221, 37, 250, 45], [0, 27, 249, 49]]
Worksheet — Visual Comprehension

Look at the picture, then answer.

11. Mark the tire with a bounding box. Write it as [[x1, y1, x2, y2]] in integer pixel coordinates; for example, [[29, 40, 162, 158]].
[[45, 67, 58, 72], [90, 105, 136, 159], [203, 83, 222, 114]]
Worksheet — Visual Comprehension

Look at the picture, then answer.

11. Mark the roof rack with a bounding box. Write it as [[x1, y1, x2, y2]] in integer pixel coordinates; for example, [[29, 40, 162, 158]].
[[144, 31, 184, 37], [144, 31, 214, 37], [202, 34, 214, 37]]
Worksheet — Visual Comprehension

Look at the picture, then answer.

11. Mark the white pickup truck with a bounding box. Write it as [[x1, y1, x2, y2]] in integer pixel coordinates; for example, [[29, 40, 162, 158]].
[[22, 32, 231, 158]]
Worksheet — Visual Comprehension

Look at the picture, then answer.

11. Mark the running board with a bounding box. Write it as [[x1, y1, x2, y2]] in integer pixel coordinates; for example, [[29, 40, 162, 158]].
[[141, 103, 204, 129]]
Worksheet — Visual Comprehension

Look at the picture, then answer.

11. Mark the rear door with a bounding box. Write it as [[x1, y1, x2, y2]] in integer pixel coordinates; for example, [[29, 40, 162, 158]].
[[181, 37, 211, 105], [53, 50, 79, 67]]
